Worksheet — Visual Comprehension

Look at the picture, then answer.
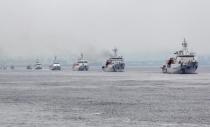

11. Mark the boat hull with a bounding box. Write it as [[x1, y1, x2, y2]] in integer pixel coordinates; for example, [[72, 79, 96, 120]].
[[51, 66, 61, 71], [73, 65, 89, 71], [162, 62, 198, 74], [35, 67, 42, 70], [102, 63, 125, 72]]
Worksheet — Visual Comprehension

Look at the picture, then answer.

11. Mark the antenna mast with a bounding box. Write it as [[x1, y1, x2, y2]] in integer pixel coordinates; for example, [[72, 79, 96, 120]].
[[113, 48, 118, 57]]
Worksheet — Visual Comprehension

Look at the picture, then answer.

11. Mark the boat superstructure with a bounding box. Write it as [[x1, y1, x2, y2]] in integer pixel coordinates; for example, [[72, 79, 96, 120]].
[[50, 56, 61, 71], [102, 48, 125, 72], [161, 38, 198, 74], [72, 53, 89, 71]]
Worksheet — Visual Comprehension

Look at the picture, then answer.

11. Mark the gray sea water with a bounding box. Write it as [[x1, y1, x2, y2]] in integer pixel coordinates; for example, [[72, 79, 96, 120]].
[[0, 66, 210, 127]]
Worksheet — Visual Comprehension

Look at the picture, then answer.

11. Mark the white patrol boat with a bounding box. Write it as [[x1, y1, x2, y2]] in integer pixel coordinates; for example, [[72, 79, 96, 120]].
[[50, 56, 61, 71], [161, 38, 198, 74], [34, 59, 42, 70], [72, 53, 89, 71], [102, 48, 125, 72]]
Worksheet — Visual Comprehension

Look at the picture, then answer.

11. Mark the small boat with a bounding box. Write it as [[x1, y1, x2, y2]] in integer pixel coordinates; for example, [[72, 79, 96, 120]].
[[161, 38, 198, 74], [26, 65, 32, 70], [34, 59, 42, 70], [10, 65, 15, 70], [102, 48, 125, 72], [50, 56, 61, 71], [72, 53, 89, 71], [1, 65, 7, 70]]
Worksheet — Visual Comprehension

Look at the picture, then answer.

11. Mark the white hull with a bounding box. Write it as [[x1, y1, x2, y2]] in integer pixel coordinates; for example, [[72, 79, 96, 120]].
[[73, 65, 89, 71], [162, 63, 198, 74], [51, 65, 61, 71], [102, 64, 125, 72], [35, 66, 42, 70]]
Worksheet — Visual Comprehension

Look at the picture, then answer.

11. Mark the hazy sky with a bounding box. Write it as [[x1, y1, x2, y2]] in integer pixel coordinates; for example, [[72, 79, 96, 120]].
[[0, 0, 210, 60]]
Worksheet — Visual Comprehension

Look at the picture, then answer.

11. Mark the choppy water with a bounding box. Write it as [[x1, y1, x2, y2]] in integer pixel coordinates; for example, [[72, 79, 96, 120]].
[[0, 66, 210, 127]]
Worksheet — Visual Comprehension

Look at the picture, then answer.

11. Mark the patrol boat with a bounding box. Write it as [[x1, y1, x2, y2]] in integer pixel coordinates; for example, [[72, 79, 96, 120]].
[[34, 59, 42, 70], [161, 38, 198, 74], [72, 53, 89, 71], [50, 56, 61, 71], [26, 65, 32, 70], [102, 48, 125, 72]]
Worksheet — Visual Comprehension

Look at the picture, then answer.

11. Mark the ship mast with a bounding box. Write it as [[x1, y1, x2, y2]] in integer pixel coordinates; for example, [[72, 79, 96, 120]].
[[54, 56, 57, 63], [181, 38, 189, 55], [112, 48, 118, 57], [79, 53, 84, 60]]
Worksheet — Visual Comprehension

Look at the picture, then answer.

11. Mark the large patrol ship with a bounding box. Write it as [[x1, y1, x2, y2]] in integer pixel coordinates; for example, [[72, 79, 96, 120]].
[[161, 38, 198, 74], [102, 48, 125, 72]]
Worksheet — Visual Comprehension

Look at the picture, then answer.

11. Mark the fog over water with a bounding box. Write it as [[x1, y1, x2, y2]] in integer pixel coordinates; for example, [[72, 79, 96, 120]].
[[0, 0, 210, 61]]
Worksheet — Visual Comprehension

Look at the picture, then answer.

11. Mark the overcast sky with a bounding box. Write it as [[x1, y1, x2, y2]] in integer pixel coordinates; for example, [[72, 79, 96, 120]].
[[0, 0, 210, 60]]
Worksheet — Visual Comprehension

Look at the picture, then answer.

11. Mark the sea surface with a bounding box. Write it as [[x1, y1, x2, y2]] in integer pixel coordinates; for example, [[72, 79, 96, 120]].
[[0, 66, 210, 127]]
